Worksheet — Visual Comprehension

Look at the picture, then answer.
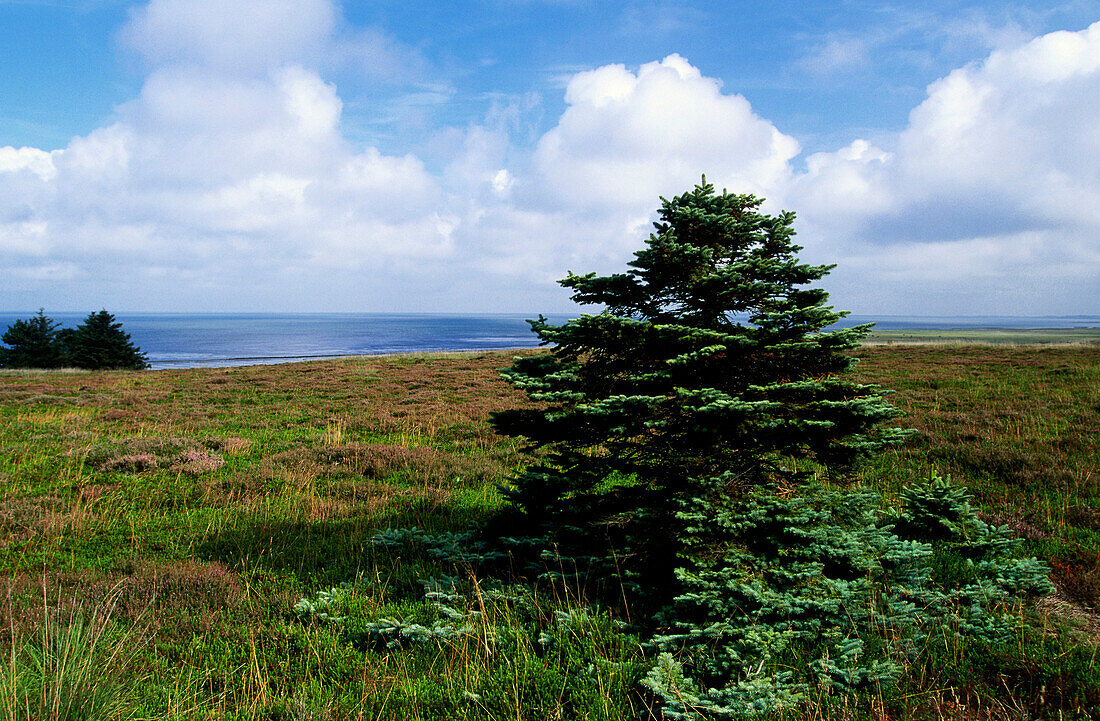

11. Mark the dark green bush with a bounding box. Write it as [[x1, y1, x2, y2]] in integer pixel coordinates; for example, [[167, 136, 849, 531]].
[[0, 309, 64, 369], [62, 310, 149, 370], [0, 309, 148, 370], [643, 476, 1054, 718]]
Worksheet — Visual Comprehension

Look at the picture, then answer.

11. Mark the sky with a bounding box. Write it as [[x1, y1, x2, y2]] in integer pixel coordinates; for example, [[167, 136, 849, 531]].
[[0, 0, 1097, 315]]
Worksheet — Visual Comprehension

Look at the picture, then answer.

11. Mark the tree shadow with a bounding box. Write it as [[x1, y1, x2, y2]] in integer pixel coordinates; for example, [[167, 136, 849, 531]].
[[195, 499, 495, 587]]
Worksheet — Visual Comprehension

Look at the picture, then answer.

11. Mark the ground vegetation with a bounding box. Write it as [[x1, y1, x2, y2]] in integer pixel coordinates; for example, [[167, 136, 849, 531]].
[[0, 345, 1096, 718]]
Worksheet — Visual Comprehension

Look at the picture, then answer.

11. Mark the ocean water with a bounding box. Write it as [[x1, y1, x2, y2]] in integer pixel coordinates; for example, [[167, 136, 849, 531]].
[[1, 312, 1097, 370]]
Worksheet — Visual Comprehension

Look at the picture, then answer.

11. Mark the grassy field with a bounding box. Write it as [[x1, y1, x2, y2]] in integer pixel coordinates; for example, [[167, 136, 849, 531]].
[[1, 344, 1098, 719]]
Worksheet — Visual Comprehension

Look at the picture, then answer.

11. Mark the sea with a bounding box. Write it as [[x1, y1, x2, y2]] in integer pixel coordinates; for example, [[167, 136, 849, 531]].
[[1, 312, 1097, 370]]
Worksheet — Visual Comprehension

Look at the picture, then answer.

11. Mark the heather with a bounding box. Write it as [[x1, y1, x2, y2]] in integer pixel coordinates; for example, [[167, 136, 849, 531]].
[[0, 343, 1097, 719]]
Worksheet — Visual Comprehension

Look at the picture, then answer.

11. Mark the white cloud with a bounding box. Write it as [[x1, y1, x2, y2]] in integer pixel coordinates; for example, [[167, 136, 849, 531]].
[[491, 169, 514, 196], [531, 55, 799, 215], [0, 221, 50, 256], [10, 262, 84, 282], [0, 8, 1097, 315], [121, 0, 337, 73], [0, 146, 57, 181], [0, 0, 455, 310], [439, 54, 804, 285], [786, 21, 1100, 313]]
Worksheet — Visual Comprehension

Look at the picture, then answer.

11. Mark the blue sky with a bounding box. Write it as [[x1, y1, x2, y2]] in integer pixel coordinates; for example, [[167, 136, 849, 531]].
[[1, 1, 1097, 315]]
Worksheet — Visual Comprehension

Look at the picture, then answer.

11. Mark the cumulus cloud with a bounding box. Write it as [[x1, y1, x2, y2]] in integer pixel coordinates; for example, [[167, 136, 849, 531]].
[[0, 5, 1096, 315], [442, 55, 803, 284], [789, 21, 1100, 313], [532, 55, 799, 212], [0, 146, 58, 181], [122, 0, 337, 73], [0, 0, 458, 310]]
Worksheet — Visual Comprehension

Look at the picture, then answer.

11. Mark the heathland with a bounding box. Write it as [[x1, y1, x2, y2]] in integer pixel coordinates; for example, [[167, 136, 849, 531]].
[[1, 341, 1098, 719]]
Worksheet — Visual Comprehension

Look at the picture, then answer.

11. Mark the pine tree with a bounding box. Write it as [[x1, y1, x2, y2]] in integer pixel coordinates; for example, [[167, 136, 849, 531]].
[[64, 310, 149, 370], [0, 309, 64, 369], [490, 179, 912, 595]]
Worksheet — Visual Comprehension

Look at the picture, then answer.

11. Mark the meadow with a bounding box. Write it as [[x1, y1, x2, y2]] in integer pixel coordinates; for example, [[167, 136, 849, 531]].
[[0, 341, 1097, 719]]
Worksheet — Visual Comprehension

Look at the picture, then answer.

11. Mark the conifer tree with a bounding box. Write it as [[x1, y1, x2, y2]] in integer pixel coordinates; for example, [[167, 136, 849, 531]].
[[0, 310, 64, 369], [64, 310, 149, 370], [491, 179, 911, 592], [374, 180, 1051, 716]]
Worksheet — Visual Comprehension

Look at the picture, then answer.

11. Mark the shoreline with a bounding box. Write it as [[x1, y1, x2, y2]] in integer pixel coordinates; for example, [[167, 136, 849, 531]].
[[3, 329, 1097, 374], [143, 326, 1098, 368]]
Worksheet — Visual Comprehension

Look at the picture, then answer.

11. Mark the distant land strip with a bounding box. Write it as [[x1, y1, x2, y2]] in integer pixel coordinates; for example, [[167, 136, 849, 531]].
[[149, 346, 539, 367], [865, 327, 1100, 345], [153, 352, 366, 365], [143, 327, 1100, 367]]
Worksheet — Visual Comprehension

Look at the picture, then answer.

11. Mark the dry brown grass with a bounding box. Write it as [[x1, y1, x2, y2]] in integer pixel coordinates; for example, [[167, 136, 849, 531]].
[[0, 494, 95, 549], [1, 560, 247, 652]]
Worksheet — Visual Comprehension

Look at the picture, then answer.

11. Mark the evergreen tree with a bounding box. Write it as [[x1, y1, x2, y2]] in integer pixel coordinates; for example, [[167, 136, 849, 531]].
[[366, 180, 1052, 717], [65, 310, 149, 370], [0, 309, 64, 369], [490, 179, 911, 595]]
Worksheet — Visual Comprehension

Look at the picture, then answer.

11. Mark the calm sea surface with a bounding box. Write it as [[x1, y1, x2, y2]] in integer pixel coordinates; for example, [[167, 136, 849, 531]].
[[1, 312, 1097, 370]]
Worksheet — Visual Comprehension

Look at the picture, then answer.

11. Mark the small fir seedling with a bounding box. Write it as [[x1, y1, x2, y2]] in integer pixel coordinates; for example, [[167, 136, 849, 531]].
[[644, 476, 1053, 718]]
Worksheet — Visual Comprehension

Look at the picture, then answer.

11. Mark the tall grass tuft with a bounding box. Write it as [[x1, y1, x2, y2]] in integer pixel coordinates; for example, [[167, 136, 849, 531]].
[[1, 598, 137, 721]]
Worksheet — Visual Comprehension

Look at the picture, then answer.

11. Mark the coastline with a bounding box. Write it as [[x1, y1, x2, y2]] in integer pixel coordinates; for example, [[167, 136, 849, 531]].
[[140, 326, 1096, 369], [2, 311, 1097, 371], [3, 328, 1096, 374]]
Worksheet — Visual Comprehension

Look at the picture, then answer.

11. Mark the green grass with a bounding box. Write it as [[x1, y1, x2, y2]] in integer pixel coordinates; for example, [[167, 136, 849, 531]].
[[1, 595, 144, 721], [1, 346, 1098, 719]]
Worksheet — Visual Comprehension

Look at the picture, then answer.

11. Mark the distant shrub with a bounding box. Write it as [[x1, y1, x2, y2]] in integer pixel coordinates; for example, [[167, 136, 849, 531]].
[[83, 436, 198, 470], [61, 310, 149, 370], [0, 309, 148, 370], [173, 450, 225, 475], [210, 437, 252, 455], [0, 309, 64, 369], [100, 453, 159, 473]]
